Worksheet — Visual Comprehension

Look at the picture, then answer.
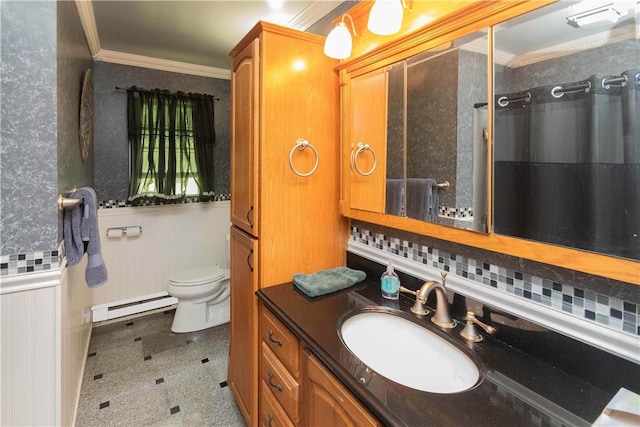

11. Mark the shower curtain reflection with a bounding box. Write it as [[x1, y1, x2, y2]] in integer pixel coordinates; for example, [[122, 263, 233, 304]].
[[494, 70, 639, 260]]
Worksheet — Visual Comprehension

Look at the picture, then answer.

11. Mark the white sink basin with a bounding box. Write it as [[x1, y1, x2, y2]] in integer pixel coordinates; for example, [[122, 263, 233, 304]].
[[339, 310, 481, 394]]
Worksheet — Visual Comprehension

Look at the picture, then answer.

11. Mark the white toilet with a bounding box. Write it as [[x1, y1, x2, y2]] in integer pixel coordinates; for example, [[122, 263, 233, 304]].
[[167, 235, 231, 333]]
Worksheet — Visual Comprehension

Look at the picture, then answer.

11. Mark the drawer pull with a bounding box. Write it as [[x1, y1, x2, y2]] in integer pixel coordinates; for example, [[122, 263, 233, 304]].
[[268, 372, 283, 392], [268, 330, 283, 346], [247, 206, 254, 228], [247, 250, 254, 272], [268, 413, 274, 427]]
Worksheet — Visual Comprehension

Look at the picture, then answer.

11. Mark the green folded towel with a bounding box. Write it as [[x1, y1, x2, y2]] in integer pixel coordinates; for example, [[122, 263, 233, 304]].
[[293, 267, 367, 298]]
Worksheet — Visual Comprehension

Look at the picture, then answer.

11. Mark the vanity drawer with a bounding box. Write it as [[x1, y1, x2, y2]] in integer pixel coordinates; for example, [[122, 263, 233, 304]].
[[259, 380, 295, 427], [260, 308, 299, 376], [260, 342, 300, 423]]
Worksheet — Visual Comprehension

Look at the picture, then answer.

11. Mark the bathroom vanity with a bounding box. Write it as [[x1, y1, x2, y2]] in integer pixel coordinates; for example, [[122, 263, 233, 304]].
[[230, 1, 639, 426], [256, 261, 638, 426]]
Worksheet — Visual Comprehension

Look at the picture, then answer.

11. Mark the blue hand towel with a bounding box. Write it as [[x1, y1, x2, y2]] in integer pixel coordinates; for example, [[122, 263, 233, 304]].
[[406, 178, 439, 223], [293, 267, 367, 298], [63, 187, 108, 287], [63, 202, 84, 267]]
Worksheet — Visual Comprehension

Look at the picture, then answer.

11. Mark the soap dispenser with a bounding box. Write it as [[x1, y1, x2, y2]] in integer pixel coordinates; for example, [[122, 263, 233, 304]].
[[381, 262, 400, 300]]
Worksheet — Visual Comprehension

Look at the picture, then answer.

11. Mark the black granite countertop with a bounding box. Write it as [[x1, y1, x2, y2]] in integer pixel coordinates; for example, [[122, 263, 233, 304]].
[[257, 279, 619, 427]]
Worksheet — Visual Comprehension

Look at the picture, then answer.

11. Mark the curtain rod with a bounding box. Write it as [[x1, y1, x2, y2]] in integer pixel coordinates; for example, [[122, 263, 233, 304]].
[[114, 86, 220, 101]]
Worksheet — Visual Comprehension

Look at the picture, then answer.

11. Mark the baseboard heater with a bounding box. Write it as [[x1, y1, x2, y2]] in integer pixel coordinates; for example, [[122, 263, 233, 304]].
[[91, 291, 178, 322]]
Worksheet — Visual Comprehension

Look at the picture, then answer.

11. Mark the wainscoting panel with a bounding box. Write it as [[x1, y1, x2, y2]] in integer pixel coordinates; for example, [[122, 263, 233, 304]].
[[61, 258, 93, 426], [0, 272, 60, 426], [93, 201, 230, 309]]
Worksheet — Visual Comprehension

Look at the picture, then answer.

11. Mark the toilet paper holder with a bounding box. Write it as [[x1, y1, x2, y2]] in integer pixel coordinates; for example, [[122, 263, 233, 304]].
[[106, 225, 142, 238]]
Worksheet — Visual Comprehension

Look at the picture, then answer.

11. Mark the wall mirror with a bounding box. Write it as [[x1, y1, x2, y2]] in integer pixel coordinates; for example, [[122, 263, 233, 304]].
[[375, 29, 490, 233], [493, 1, 639, 261]]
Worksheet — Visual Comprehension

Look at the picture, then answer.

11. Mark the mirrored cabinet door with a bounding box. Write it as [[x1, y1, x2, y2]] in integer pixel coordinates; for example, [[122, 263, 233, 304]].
[[380, 31, 489, 233], [493, 0, 639, 260]]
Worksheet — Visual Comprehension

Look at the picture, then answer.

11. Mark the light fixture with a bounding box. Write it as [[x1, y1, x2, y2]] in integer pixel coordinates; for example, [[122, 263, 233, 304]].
[[267, 0, 284, 9], [566, 3, 628, 28], [368, 0, 405, 36], [324, 14, 358, 60]]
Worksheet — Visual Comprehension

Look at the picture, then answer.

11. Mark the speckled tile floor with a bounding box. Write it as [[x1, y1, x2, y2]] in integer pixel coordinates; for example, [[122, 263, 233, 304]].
[[75, 310, 246, 427]]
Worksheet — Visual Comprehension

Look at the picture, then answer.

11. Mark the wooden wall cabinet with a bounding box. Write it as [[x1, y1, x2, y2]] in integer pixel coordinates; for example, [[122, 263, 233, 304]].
[[335, 1, 638, 283], [228, 227, 258, 423], [344, 68, 388, 214], [230, 38, 259, 236], [228, 21, 348, 427]]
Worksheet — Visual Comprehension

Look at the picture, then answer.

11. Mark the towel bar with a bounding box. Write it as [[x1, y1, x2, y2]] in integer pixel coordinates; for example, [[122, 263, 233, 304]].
[[289, 138, 319, 177], [57, 193, 82, 211], [351, 142, 377, 176]]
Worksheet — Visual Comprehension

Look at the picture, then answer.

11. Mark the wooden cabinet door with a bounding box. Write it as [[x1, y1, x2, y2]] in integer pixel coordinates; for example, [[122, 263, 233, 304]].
[[231, 39, 259, 237], [228, 226, 258, 425], [303, 350, 380, 427], [348, 69, 388, 214]]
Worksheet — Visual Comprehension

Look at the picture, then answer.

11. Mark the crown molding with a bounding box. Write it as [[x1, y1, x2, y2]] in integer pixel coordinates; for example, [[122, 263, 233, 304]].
[[75, 0, 101, 56], [498, 22, 638, 68], [93, 50, 231, 80], [288, 1, 342, 30]]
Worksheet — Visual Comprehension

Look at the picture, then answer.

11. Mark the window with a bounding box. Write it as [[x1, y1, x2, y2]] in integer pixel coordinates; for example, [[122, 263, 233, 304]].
[[127, 88, 216, 203]]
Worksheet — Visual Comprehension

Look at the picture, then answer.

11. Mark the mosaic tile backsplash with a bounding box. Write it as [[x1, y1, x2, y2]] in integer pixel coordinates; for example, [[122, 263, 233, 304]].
[[0, 250, 60, 276], [351, 225, 640, 337], [98, 195, 230, 209]]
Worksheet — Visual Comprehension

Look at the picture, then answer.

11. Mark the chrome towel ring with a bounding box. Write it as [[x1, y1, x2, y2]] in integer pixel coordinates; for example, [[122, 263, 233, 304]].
[[289, 138, 319, 177], [351, 142, 377, 176]]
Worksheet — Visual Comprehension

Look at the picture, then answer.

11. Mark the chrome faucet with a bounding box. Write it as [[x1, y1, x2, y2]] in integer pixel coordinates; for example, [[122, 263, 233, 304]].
[[400, 272, 455, 329]]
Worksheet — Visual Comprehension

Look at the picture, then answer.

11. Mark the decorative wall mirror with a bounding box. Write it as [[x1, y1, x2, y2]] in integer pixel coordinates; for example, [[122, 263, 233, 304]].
[[493, 1, 639, 260], [351, 30, 490, 233]]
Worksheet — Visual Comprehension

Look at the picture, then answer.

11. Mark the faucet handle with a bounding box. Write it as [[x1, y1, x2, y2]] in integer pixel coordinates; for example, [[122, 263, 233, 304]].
[[399, 285, 429, 315], [399, 285, 416, 297], [460, 311, 497, 342]]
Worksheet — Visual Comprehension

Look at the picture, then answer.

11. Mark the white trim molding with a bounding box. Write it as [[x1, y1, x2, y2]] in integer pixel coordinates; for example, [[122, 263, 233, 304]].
[[0, 266, 63, 295], [497, 22, 639, 68], [288, 1, 342, 30], [75, 0, 101, 57], [348, 240, 640, 365], [93, 49, 231, 80]]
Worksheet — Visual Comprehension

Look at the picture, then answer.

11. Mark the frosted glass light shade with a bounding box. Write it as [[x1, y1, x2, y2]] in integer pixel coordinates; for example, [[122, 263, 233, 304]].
[[324, 22, 352, 59], [368, 0, 403, 35]]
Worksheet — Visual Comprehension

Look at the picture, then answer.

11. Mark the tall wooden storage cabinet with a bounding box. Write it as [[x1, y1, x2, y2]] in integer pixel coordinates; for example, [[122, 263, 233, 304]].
[[228, 21, 347, 427]]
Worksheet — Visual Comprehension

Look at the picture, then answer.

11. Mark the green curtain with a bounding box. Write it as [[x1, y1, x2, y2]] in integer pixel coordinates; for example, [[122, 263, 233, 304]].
[[191, 94, 216, 201], [127, 87, 216, 203]]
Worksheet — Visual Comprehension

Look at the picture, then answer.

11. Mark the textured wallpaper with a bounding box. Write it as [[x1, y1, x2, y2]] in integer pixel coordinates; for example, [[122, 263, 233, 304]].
[[1, 1, 58, 255], [56, 0, 95, 243], [1, 1, 93, 257]]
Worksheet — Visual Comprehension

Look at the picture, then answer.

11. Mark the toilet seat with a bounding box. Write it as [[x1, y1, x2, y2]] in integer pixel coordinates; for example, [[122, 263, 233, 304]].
[[169, 265, 227, 287]]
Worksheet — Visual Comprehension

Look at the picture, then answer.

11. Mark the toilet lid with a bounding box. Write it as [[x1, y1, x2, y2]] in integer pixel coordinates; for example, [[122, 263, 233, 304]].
[[169, 265, 226, 286]]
